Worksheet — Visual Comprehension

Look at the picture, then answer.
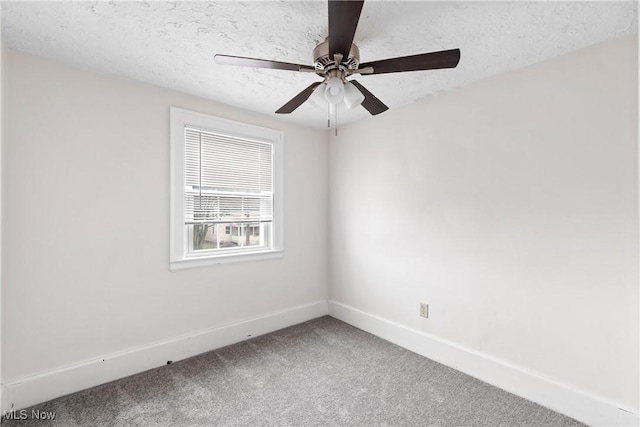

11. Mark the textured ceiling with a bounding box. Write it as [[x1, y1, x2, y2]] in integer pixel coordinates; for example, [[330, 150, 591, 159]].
[[1, 1, 637, 129]]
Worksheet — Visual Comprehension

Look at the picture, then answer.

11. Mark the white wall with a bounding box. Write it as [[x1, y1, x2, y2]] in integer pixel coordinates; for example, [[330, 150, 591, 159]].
[[2, 48, 328, 396], [329, 34, 638, 424]]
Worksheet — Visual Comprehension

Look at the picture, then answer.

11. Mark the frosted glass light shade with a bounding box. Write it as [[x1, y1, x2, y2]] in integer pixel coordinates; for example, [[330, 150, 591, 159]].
[[343, 82, 365, 110], [308, 83, 327, 109], [324, 77, 344, 104]]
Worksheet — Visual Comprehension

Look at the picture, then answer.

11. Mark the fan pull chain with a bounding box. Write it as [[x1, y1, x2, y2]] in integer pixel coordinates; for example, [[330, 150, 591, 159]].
[[327, 103, 338, 136], [327, 102, 330, 128]]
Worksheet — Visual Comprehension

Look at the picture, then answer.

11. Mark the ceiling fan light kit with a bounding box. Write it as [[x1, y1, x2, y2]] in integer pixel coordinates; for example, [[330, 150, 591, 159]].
[[213, 0, 461, 128]]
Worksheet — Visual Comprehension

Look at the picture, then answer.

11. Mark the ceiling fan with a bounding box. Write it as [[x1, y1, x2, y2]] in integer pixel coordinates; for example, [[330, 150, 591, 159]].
[[214, 0, 460, 119]]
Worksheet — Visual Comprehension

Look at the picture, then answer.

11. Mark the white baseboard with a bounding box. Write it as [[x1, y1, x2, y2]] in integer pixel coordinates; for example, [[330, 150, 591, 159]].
[[328, 300, 639, 427], [2, 300, 328, 413]]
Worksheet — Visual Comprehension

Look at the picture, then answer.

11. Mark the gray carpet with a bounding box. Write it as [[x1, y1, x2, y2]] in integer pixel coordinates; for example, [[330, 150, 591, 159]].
[[2, 316, 583, 426]]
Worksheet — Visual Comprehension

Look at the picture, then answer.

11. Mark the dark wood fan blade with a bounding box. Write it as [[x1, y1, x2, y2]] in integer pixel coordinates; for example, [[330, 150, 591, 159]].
[[359, 48, 460, 75], [214, 54, 314, 72], [328, 0, 364, 60], [275, 82, 322, 114], [350, 80, 388, 115]]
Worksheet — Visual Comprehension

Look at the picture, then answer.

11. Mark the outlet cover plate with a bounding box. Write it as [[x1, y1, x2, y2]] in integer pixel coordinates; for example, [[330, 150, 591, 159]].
[[420, 303, 429, 318]]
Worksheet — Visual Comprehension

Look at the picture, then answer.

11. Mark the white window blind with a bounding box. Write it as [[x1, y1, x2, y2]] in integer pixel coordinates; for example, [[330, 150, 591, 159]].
[[184, 127, 274, 225]]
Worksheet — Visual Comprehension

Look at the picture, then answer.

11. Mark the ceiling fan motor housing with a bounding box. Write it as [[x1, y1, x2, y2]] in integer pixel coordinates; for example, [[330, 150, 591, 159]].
[[313, 39, 360, 76]]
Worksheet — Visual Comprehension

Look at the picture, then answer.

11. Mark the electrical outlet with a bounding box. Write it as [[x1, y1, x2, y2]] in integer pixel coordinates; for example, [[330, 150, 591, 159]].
[[420, 302, 429, 318]]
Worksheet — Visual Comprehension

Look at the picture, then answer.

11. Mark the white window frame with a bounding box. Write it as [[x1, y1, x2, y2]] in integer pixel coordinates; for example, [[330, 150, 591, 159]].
[[170, 107, 283, 270]]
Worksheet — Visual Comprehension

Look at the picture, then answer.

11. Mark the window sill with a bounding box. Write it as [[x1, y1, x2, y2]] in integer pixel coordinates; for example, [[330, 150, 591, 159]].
[[170, 250, 283, 271]]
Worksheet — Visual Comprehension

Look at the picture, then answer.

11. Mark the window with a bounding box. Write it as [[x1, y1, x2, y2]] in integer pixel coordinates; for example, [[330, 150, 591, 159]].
[[170, 107, 283, 270]]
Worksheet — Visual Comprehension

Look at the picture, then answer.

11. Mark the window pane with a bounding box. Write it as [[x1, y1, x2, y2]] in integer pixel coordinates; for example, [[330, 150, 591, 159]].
[[188, 222, 271, 253], [184, 126, 274, 254]]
